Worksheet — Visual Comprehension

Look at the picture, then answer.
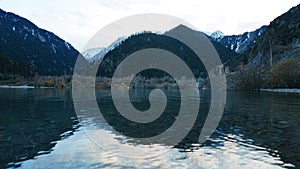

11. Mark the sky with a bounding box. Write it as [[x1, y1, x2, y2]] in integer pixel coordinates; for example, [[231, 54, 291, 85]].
[[0, 0, 299, 51]]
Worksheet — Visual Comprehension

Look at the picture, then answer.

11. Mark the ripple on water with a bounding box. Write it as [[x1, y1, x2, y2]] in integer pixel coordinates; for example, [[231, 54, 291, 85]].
[[1, 89, 299, 168]]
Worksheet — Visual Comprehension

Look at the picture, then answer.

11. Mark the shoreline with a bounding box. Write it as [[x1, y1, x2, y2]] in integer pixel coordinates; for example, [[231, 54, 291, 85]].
[[0, 85, 56, 89], [2, 84, 300, 94], [260, 88, 300, 94], [0, 85, 35, 89]]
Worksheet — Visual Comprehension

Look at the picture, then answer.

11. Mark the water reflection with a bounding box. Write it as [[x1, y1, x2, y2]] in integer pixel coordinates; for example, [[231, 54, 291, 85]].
[[218, 91, 300, 168], [0, 88, 299, 168], [0, 88, 79, 168]]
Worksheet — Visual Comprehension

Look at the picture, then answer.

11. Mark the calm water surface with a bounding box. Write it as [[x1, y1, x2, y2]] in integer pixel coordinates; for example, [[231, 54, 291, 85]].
[[0, 88, 299, 168]]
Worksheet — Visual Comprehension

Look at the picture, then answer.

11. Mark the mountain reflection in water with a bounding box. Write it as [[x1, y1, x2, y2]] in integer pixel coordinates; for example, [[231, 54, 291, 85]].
[[0, 88, 299, 168]]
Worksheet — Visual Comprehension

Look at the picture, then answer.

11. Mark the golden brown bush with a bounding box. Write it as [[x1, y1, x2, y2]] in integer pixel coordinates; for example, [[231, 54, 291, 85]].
[[57, 81, 65, 88], [269, 57, 300, 88], [44, 79, 54, 87]]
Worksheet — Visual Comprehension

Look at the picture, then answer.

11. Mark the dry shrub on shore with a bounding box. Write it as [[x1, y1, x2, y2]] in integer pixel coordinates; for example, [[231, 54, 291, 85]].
[[269, 57, 300, 88]]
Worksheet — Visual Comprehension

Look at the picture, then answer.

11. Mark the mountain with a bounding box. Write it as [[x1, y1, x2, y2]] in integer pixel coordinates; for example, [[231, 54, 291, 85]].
[[0, 53, 32, 80], [208, 26, 266, 54], [96, 32, 205, 78], [81, 47, 104, 60], [87, 36, 128, 62], [93, 25, 240, 79], [0, 8, 80, 76], [170, 25, 242, 68], [228, 4, 300, 89], [246, 4, 300, 66], [209, 30, 225, 40]]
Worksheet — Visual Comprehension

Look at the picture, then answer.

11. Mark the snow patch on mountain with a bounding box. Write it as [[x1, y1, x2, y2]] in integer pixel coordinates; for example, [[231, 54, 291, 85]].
[[51, 43, 56, 54], [208, 26, 267, 54], [82, 36, 128, 62], [64, 41, 70, 50], [38, 33, 46, 42]]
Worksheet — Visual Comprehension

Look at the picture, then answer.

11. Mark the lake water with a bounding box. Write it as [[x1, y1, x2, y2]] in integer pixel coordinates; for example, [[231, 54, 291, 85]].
[[0, 88, 299, 168]]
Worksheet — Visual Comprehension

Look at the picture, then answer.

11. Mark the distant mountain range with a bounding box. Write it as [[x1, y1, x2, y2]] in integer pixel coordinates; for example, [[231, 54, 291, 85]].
[[0, 8, 80, 76], [83, 25, 266, 76], [82, 25, 267, 63], [92, 25, 242, 79], [85, 36, 128, 63], [1, 3, 299, 89], [82, 27, 265, 62], [81, 47, 103, 61], [208, 26, 267, 54]]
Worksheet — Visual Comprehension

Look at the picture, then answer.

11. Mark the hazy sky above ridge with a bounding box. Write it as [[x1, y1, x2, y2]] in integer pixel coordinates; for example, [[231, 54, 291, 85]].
[[0, 0, 299, 50]]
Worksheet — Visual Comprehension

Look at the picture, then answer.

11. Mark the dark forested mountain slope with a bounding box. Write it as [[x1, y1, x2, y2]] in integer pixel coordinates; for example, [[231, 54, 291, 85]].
[[0, 8, 80, 76], [96, 26, 240, 79]]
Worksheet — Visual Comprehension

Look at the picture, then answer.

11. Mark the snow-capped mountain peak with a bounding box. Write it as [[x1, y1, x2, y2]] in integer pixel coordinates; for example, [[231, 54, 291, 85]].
[[83, 36, 128, 62], [81, 47, 104, 60], [208, 26, 267, 54], [210, 30, 225, 40]]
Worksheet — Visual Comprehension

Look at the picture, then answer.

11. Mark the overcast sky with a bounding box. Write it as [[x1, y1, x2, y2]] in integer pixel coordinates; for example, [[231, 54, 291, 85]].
[[0, 0, 299, 51]]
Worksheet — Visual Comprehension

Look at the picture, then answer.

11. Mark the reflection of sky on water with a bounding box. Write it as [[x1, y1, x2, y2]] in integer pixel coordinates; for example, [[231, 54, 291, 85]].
[[18, 125, 290, 169], [2, 89, 299, 168]]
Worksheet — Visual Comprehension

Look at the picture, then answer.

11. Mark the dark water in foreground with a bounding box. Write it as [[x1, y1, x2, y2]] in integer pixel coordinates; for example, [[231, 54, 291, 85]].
[[0, 88, 299, 168]]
